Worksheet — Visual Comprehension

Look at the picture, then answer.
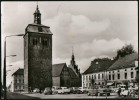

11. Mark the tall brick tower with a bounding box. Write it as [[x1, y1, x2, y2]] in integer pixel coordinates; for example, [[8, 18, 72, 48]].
[[24, 5, 53, 92]]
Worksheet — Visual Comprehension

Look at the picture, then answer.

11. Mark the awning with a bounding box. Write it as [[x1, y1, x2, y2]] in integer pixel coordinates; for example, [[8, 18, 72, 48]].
[[107, 82, 114, 86]]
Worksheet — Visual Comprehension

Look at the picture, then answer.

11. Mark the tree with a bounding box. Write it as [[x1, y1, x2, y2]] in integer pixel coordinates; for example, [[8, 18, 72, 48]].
[[114, 44, 135, 60]]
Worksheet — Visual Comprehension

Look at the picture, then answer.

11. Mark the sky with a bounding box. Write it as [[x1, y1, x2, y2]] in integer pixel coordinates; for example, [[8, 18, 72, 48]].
[[1, 1, 138, 86]]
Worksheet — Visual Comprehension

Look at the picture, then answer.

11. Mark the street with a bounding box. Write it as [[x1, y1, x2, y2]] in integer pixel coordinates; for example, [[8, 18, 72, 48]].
[[6, 92, 40, 99], [5, 92, 138, 99], [22, 93, 119, 99]]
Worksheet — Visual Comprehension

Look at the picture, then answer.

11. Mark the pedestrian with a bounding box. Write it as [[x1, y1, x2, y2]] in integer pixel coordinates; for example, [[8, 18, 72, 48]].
[[39, 87, 42, 94], [117, 87, 121, 97]]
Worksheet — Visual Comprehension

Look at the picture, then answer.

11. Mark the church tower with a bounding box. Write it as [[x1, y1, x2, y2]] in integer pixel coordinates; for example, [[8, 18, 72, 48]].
[[24, 5, 53, 92]]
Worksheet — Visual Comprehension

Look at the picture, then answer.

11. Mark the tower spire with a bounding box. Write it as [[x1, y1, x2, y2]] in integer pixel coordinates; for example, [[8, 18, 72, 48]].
[[34, 2, 41, 24], [72, 46, 74, 56]]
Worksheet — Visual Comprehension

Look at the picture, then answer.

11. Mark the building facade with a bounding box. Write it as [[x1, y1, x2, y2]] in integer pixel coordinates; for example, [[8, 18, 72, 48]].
[[82, 53, 138, 89], [52, 63, 71, 88], [24, 5, 53, 92], [10, 68, 24, 92]]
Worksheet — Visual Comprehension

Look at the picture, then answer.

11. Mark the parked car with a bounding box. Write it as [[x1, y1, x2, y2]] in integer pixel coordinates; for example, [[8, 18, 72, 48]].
[[33, 88, 40, 93], [44, 87, 52, 95], [87, 88, 111, 96], [56, 87, 70, 94], [70, 87, 82, 94], [78, 87, 88, 93], [87, 89, 98, 96]]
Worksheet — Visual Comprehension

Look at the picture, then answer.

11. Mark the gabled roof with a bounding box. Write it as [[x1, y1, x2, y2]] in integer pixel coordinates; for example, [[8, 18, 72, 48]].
[[83, 58, 114, 75], [12, 68, 24, 76], [68, 67, 78, 78], [108, 53, 138, 70], [52, 63, 66, 77]]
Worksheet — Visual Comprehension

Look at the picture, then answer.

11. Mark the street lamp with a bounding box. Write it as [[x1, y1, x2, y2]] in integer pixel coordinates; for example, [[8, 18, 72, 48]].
[[3, 34, 24, 99]]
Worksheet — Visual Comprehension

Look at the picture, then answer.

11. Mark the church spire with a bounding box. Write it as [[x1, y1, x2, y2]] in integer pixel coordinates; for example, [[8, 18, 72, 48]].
[[71, 46, 75, 65], [34, 3, 41, 24]]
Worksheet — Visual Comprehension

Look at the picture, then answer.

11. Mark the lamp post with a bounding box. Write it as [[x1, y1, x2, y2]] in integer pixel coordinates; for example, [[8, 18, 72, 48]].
[[3, 34, 24, 99]]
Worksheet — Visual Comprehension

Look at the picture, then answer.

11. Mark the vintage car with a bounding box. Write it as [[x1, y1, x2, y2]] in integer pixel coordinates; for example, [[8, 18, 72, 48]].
[[87, 88, 112, 96], [56, 87, 70, 94], [70, 87, 82, 94], [44, 87, 52, 95], [33, 88, 40, 93]]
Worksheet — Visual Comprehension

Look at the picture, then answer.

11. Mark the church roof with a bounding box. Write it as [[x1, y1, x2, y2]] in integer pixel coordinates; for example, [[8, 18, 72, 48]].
[[52, 63, 67, 77], [83, 58, 114, 75], [108, 53, 138, 70], [12, 68, 24, 76], [68, 67, 78, 78]]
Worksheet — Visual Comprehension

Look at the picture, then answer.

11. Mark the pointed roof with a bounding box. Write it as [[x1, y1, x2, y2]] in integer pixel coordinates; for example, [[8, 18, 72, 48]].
[[12, 68, 24, 76], [52, 63, 67, 77], [34, 4, 41, 14]]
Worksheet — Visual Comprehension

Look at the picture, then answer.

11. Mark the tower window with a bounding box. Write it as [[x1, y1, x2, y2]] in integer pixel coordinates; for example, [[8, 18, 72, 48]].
[[33, 38, 37, 45], [43, 39, 48, 47], [38, 27, 42, 32]]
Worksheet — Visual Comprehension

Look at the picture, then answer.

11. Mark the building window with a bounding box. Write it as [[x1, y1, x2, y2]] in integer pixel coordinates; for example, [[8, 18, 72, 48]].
[[38, 27, 42, 32], [83, 76, 85, 81], [113, 71, 114, 73], [125, 73, 127, 79], [43, 39, 48, 47], [33, 38, 37, 45], [89, 83, 91, 87], [92, 75, 93, 79], [109, 72, 111, 73], [125, 69, 127, 71], [118, 73, 120, 79], [131, 72, 134, 78], [102, 74, 104, 79], [118, 70, 119, 72], [19, 79, 21, 83], [131, 68, 133, 70], [16, 86, 17, 89], [19, 86, 21, 89], [94, 75, 96, 79], [112, 74, 114, 80], [15, 79, 17, 83], [86, 76, 88, 81], [89, 76, 91, 80], [23, 80, 24, 83], [98, 74, 100, 79], [109, 75, 111, 80]]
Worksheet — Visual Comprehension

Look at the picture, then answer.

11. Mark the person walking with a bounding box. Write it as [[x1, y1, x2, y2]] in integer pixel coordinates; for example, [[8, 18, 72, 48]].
[[117, 87, 121, 97]]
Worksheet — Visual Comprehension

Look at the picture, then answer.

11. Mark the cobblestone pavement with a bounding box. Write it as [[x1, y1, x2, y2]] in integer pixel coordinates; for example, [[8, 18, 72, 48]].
[[22, 93, 119, 99]]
